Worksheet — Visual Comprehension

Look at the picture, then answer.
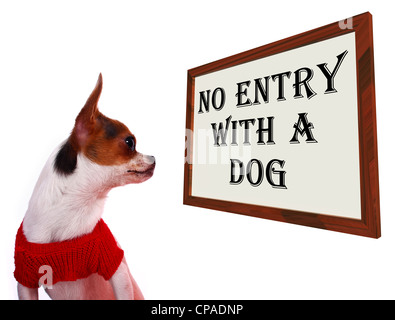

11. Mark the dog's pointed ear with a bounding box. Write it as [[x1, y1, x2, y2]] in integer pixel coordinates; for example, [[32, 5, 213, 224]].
[[77, 73, 102, 123], [72, 73, 103, 147]]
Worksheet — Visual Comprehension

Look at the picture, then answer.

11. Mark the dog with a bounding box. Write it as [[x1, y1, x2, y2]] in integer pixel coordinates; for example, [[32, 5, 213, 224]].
[[14, 74, 155, 299]]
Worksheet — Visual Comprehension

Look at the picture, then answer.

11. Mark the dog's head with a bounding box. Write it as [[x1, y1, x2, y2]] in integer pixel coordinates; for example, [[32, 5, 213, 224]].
[[54, 74, 155, 188]]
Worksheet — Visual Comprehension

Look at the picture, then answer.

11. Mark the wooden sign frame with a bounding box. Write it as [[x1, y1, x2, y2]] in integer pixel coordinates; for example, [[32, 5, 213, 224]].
[[184, 12, 380, 238]]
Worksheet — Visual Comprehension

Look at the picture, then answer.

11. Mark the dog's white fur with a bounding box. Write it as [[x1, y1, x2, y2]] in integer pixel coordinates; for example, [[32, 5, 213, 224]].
[[18, 141, 154, 299], [23, 142, 153, 243]]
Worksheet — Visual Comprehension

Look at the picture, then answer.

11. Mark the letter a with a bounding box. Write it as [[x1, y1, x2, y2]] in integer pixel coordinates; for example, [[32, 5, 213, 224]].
[[289, 113, 318, 144]]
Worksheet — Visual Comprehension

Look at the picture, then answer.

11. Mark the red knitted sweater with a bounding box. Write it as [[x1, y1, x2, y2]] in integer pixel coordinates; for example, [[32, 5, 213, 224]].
[[14, 219, 124, 289]]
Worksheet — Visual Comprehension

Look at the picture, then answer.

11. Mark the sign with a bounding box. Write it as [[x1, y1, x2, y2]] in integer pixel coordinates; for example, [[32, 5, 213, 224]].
[[184, 12, 380, 238]]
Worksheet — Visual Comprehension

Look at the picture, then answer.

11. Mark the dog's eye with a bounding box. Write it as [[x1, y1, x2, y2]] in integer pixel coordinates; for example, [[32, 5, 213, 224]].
[[125, 136, 136, 152]]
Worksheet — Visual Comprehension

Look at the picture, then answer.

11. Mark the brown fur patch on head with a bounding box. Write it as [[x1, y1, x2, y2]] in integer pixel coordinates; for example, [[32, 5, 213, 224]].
[[83, 113, 137, 166], [69, 73, 138, 166]]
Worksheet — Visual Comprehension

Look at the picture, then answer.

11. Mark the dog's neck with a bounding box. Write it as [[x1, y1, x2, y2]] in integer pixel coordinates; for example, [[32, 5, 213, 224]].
[[23, 144, 115, 243]]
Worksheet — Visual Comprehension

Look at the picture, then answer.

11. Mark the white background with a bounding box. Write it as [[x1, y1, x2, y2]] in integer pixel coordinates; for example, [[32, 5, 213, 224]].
[[0, 0, 393, 299]]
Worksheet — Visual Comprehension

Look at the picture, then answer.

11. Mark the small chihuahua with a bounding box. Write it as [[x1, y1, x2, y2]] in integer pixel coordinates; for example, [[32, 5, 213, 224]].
[[14, 74, 155, 299]]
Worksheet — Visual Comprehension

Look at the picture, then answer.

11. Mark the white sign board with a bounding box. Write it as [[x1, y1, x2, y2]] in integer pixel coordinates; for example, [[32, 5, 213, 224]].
[[184, 12, 380, 238]]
